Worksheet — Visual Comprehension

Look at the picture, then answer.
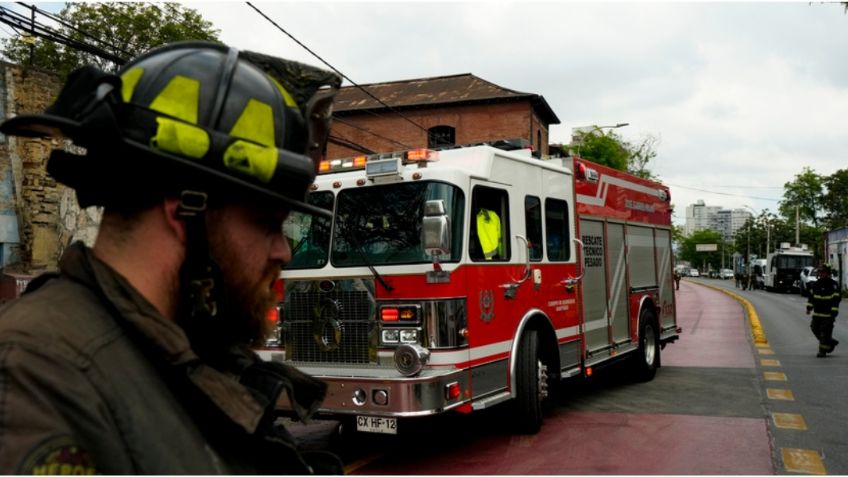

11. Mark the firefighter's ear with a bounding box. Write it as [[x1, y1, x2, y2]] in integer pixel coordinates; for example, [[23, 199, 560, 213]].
[[162, 197, 187, 244]]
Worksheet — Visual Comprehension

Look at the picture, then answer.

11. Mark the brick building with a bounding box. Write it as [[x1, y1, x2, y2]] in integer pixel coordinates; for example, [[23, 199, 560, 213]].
[[326, 73, 560, 159], [0, 67, 560, 277]]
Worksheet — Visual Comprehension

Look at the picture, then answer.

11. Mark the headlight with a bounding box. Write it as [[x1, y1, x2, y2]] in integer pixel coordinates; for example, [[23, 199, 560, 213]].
[[394, 344, 430, 376]]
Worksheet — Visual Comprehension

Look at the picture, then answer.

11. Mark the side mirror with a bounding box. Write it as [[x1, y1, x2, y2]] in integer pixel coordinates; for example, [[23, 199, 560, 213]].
[[422, 200, 451, 257]]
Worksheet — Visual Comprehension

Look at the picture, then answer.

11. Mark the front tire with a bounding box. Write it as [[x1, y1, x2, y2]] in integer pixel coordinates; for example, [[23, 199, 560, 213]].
[[631, 309, 660, 382], [513, 329, 547, 434]]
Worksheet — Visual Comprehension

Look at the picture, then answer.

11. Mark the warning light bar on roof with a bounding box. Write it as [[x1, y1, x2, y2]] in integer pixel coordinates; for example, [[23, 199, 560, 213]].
[[318, 148, 439, 175]]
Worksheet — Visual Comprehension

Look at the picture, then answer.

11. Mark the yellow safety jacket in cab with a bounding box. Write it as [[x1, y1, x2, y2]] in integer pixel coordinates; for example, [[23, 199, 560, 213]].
[[476, 208, 503, 260]]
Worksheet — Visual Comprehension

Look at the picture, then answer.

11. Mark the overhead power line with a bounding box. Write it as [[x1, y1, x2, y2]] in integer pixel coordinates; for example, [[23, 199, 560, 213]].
[[15, 2, 132, 58], [244, 2, 448, 146], [665, 182, 781, 202], [333, 117, 413, 150], [328, 135, 375, 155], [0, 3, 127, 65]]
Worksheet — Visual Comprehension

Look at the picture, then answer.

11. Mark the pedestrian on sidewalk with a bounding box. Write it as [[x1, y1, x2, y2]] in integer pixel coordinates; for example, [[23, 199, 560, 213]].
[[806, 263, 842, 357], [0, 42, 342, 473], [674, 269, 681, 290]]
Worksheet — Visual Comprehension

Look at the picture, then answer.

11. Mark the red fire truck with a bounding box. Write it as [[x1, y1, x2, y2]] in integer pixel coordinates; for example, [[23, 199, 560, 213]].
[[259, 143, 679, 434]]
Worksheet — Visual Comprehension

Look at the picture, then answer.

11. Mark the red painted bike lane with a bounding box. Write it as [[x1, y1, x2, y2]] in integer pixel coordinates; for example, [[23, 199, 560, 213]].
[[352, 280, 774, 474]]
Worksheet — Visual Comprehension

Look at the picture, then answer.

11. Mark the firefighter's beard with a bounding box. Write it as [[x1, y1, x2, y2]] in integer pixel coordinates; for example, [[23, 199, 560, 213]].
[[177, 243, 281, 357]]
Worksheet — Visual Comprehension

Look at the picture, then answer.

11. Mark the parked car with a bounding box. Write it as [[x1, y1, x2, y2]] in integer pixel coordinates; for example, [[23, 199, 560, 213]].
[[799, 266, 818, 296], [720, 268, 734, 279], [688, 268, 700, 277]]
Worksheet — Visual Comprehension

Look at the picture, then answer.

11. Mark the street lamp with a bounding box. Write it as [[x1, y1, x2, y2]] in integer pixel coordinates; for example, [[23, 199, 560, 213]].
[[571, 123, 629, 157]]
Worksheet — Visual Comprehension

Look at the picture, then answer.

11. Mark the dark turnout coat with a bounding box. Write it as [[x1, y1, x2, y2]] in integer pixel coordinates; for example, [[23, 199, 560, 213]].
[[807, 277, 841, 319], [0, 242, 336, 474]]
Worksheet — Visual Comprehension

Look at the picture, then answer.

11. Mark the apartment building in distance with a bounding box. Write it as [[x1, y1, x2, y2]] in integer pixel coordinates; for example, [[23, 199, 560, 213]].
[[684, 200, 752, 240]]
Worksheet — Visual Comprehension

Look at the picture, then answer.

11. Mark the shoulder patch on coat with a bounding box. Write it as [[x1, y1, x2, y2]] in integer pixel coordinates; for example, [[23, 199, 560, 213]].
[[17, 435, 98, 475]]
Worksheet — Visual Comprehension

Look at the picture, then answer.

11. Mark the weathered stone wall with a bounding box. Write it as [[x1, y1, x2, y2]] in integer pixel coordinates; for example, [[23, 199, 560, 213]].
[[0, 62, 101, 274]]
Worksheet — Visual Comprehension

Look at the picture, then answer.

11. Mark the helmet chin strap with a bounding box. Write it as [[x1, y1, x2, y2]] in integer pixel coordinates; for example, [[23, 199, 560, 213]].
[[177, 190, 220, 320]]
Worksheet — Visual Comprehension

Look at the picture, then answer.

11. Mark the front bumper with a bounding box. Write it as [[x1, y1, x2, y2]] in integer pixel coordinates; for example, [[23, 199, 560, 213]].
[[277, 365, 470, 418]]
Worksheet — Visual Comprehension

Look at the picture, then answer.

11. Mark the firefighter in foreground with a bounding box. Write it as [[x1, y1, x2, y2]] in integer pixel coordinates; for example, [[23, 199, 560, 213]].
[[0, 42, 343, 473], [806, 263, 842, 358]]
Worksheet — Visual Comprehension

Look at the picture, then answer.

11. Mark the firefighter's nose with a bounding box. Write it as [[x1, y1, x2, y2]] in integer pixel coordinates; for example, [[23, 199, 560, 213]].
[[272, 233, 292, 264]]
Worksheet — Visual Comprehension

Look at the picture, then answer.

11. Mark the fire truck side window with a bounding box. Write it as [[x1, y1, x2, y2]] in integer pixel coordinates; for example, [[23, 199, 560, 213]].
[[545, 198, 571, 261], [524, 196, 543, 261], [470, 186, 510, 262]]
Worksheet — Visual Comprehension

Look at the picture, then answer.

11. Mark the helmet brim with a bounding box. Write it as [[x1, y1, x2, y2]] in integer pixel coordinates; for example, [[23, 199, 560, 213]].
[[1, 113, 81, 139]]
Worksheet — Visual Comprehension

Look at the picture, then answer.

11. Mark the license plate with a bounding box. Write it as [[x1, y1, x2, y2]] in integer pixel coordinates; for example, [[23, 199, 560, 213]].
[[356, 415, 397, 434]]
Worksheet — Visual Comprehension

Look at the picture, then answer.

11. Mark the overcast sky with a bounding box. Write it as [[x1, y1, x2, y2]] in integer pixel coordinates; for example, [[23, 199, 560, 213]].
[[6, 2, 848, 226], [189, 1, 848, 226]]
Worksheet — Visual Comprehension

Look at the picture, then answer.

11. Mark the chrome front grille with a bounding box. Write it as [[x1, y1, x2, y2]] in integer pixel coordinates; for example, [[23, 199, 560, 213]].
[[284, 283, 375, 364]]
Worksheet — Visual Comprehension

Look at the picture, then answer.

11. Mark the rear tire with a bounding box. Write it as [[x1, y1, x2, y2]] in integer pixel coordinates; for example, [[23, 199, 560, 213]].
[[513, 329, 547, 434], [631, 309, 660, 382]]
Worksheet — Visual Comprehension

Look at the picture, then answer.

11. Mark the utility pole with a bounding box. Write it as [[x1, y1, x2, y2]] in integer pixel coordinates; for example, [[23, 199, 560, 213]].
[[795, 205, 800, 246], [766, 218, 770, 255]]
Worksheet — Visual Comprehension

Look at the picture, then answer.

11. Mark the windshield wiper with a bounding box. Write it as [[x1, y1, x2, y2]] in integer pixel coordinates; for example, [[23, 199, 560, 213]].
[[345, 231, 394, 292]]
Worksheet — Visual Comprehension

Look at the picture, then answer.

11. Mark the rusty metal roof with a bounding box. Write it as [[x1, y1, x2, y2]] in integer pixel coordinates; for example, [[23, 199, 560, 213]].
[[333, 73, 559, 124]]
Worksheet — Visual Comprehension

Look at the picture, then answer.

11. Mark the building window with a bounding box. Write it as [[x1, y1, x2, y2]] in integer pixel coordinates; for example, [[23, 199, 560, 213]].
[[428, 125, 455, 148]]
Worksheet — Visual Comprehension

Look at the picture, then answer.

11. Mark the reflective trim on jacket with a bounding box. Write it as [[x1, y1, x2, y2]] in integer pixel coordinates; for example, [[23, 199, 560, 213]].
[[806, 277, 842, 319]]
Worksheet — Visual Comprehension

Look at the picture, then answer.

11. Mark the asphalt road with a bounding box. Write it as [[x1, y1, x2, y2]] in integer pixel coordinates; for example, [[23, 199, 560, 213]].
[[692, 277, 848, 475], [284, 279, 789, 474]]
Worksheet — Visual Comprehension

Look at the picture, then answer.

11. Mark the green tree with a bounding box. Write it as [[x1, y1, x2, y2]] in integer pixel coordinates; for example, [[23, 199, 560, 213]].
[[778, 167, 824, 228], [624, 134, 660, 181], [733, 210, 824, 262], [679, 229, 723, 271], [822, 168, 848, 229], [574, 130, 629, 171], [571, 129, 660, 181], [1, 3, 220, 78]]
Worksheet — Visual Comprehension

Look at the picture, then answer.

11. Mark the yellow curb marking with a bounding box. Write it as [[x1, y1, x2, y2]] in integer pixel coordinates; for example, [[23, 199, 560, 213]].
[[758, 348, 775, 355], [767, 388, 795, 400], [772, 413, 808, 430], [755, 342, 770, 348], [781, 448, 826, 475], [764, 371, 787, 381], [760, 359, 781, 366]]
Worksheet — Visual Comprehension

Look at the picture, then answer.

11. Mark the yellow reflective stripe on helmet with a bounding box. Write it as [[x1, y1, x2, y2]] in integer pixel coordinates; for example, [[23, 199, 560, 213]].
[[268, 76, 298, 108], [229, 99, 275, 147], [120, 67, 144, 103], [223, 140, 276, 183], [149, 75, 200, 124], [151, 117, 210, 159]]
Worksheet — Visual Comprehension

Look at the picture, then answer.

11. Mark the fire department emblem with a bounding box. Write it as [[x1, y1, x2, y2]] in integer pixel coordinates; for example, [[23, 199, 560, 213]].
[[479, 289, 495, 322], [313, 298, 343, 351]]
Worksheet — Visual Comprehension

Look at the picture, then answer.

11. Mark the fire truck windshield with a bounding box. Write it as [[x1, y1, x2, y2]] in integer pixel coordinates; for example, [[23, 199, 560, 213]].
[[284, 191, 334, 270], [332, 181, 464, 267]]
